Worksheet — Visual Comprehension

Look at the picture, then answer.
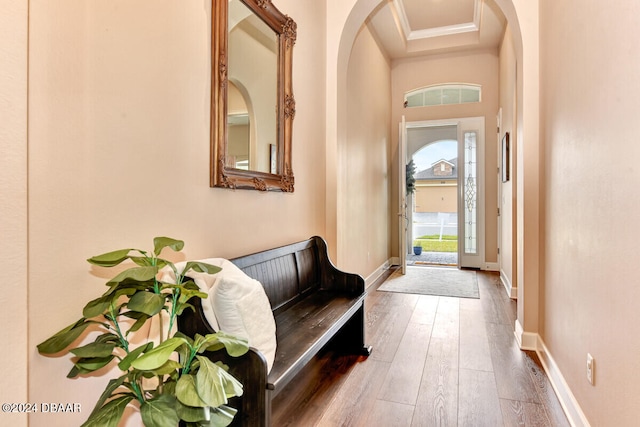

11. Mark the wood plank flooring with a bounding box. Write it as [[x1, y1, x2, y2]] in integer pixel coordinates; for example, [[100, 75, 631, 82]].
[[271, 268, 570, 427]]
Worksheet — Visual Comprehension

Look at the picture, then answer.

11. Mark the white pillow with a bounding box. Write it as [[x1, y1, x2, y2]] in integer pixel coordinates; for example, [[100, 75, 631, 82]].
[[182, 259, 247, 332], [211, 273, 277, 373], [160, 258, 277, 372], [159, 258, 244, 331]]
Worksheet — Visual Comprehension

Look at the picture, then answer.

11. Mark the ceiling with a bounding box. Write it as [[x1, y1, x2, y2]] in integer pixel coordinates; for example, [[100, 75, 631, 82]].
[[366, 0, 507, 59]]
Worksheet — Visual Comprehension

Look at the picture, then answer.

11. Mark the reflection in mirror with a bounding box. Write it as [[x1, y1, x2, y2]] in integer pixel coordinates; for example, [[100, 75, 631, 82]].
[[227, 82, 250, 170], [211, 0, 296, 192], [228, 1, 277, 173]]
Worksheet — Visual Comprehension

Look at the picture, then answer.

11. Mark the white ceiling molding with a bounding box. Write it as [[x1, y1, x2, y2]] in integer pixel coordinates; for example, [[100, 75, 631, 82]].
[[392, 0, 482, 41]]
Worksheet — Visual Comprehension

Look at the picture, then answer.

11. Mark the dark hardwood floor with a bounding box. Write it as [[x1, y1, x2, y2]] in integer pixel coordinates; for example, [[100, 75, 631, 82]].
[[271, 268, 570, 426]]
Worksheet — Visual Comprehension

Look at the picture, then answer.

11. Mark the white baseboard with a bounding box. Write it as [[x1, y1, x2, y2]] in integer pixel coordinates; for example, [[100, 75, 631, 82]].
[[537, 339, 592, 427], [390, 256, 400, 266], [514, 319, 538, 350], [483, 262, 500, 271], [500, 269, 517, 299], [513, 321, 591, 427], [365, 259, 393, 289]]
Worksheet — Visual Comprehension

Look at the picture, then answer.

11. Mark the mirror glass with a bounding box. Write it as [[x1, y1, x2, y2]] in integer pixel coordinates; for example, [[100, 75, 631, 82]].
[[227, 1, 278, 173], [211, 0, 296, 192]]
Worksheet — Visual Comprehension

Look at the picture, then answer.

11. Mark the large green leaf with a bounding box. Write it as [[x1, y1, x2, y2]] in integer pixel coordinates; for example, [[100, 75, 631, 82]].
[[103, 281, 149, 298], [67, 364, 92, 378], [175, 302, 196, 317], [37, 319, 90, 354], [153, 237, 184, 256], [211, 361, 243, 399], [118, 342, 152, 371], [106, 266, 159, 286], [129, 256, 153, 267], [127, 291, 166, 317], [88, 374, 128, 417], [176, 401, 211, 423], [83, 295, 113, 319], [194, 357, 243, 407], [177, 288, 208, 305], [130, 337, 187, 371], [149, 359, 181, 376], [173, 331, 194, 347], [87, 249, 134, 267], [95, 333, 120, 344], [199, 332, 249, 357], [175, 374, 208, 408], [123, 311, 151, 334], [83, 287, 139, 319], [208, 405, 238, 427], [140, 394, 180, 427], [183, 261, 222, 276], [75, 355, 115, 372], [70, 342, 116, 358], [80, 395, 134, 427]]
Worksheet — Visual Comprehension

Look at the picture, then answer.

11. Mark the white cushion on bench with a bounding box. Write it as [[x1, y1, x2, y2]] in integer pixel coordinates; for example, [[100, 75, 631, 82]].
[[211, 273, 277, 373], [163, 258, 277, 373]]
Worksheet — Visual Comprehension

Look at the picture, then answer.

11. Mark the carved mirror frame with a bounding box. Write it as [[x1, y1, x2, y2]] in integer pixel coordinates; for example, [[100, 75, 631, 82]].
[[211, 0, 296, 192]]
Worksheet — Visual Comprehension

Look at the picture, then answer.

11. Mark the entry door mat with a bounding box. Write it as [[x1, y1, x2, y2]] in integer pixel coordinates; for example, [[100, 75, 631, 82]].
[[378, 267, 479, 299]]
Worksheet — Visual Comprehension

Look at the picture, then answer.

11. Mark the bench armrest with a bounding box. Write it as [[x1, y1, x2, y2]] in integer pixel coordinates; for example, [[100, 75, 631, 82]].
[[312, 236, 365, 295]]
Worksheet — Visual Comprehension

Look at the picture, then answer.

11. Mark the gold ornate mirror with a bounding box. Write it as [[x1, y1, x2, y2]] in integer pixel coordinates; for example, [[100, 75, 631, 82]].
[[211, 0, 296, 192]]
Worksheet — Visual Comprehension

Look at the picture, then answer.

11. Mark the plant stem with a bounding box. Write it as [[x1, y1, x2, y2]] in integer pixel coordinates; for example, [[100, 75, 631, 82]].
[[182, 345, 198, 375], [167, 291, 179, 341], [109, 304, 129, 353], [131, 379, 145, 404], [151, 255, 159, 295]]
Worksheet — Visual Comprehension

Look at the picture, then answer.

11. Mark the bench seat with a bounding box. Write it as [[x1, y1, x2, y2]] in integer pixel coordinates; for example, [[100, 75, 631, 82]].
[[178, 236, 371, 426], [269, 289, 366, 393]]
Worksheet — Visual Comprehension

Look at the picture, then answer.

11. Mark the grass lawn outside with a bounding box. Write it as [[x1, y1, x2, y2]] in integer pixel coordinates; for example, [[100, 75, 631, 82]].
[[413, 235, 458, 252]]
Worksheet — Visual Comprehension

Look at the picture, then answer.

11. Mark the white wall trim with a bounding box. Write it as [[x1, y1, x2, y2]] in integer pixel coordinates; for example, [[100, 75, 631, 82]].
[[537, 339, 592, 427], [365, 259, 393, 289], [392, 0, 481, 41], [514, 319, 537, 350], [390, 256, 400, 267], [513, 322, 591, 427], [500, 268, 517, 299]]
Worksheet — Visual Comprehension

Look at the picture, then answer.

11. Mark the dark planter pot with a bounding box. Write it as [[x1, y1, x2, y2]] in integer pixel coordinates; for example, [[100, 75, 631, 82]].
[[413, 246, 422, 255]]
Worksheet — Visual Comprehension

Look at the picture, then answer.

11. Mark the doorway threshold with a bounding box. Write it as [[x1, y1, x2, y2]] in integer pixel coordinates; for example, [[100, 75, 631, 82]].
[[407, 251, 457, 267]]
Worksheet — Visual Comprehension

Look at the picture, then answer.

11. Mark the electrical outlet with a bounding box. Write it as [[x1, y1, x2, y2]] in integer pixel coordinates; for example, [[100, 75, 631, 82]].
[[586, 353, 595, 385]]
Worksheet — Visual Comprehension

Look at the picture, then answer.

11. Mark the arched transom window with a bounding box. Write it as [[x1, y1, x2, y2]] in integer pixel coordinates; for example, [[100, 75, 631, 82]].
[[404, 84, 481, 108]]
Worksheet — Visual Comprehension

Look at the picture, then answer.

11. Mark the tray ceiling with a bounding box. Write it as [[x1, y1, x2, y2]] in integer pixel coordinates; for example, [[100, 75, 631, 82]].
[[367, 0, 506, 59]]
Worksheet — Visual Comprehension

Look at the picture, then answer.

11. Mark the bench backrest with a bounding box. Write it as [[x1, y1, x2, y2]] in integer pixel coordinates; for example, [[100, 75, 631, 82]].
[[231, 236, 323, 315]]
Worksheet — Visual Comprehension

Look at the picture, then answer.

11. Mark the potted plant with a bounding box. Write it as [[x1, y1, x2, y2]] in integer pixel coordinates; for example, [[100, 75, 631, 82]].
[[406, 159, 417, 195], [37, 237, 248, 427]]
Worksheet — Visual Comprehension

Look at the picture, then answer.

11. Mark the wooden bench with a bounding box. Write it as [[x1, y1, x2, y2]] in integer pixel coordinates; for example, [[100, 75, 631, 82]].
[[178, 236, 372, 426]]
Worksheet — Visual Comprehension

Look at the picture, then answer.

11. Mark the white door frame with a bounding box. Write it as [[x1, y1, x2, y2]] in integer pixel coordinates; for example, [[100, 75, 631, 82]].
[[400, 117, 486, 270]]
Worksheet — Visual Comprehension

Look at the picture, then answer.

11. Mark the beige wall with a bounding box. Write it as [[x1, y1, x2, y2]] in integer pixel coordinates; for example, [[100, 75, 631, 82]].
[[24, 1, 326, 425], [341, 25, 392, 276], [0, 1, 28, 426], [499, 26, 517, 294], [540, 1, 640, 424], [391, 51, 500, 263]]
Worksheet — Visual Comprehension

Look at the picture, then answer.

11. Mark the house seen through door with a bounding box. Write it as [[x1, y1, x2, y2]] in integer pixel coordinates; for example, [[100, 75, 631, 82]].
[[408, 129, 458, 267]]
